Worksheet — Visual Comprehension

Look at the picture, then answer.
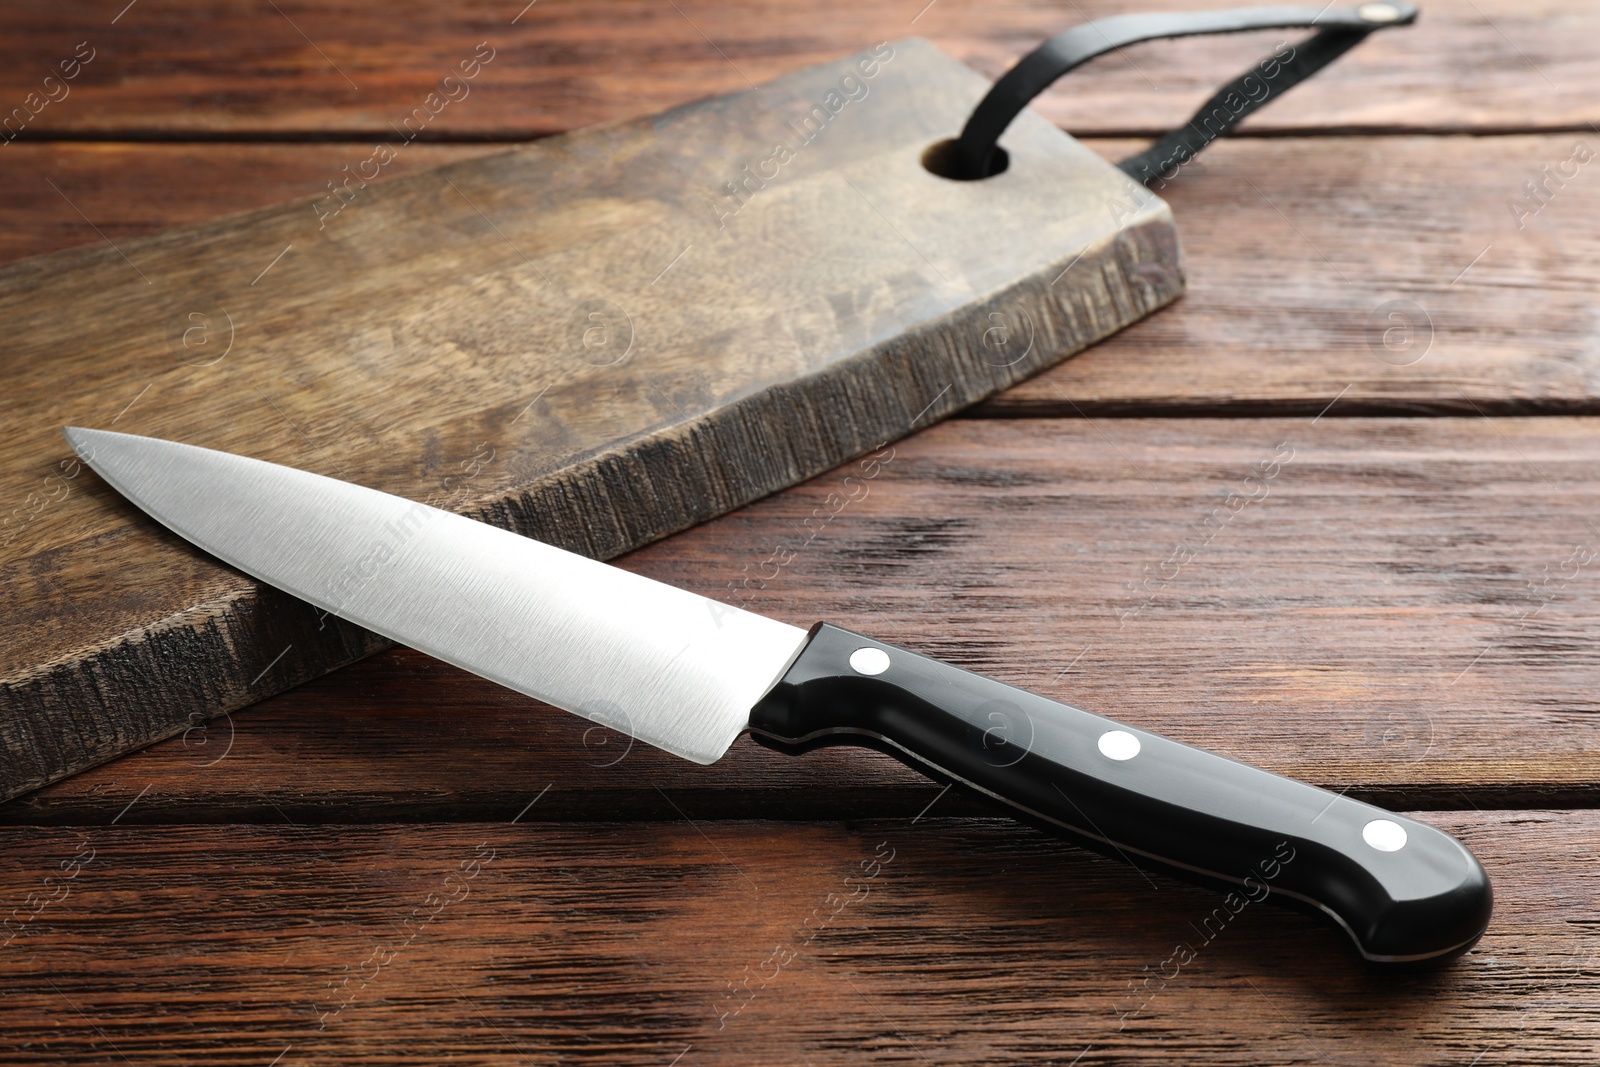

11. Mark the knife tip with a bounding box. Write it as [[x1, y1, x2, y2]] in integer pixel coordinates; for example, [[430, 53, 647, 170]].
[[62, 425, 115, 456], [62, 426, 135, 471]]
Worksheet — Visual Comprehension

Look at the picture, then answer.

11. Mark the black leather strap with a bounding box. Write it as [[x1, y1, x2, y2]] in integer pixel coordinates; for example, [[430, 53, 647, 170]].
[[950, 3, 1419, 182]]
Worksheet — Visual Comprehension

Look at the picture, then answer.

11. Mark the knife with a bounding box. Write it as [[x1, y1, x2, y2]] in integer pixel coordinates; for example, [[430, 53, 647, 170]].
[[64, 426, 1491, 965]]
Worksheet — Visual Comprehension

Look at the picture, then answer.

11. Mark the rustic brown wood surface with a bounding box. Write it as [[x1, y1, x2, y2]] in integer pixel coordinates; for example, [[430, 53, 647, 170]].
[[0, 143, 500, 264], [8, 135, 1599, 417], [0, 812, 1595, 1065], [1000, 134, 1600, 416], [3, 0, 1599, 1062], [0, 0, 1591, 138], [0, 40, 1181, 802], [8, 416, 1600, 824]]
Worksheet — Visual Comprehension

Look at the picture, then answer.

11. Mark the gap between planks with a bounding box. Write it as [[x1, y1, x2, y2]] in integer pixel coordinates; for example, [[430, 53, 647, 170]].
[[4, 125, 1592, 145]]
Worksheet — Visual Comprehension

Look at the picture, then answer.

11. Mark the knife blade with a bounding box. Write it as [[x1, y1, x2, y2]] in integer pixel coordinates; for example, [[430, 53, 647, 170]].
[[64, 426, 1491, 965]]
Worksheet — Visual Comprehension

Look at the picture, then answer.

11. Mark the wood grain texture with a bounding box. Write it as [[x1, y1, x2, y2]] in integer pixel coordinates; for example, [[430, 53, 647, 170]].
[[987, 134, 1600, 417], [10, 134, 1600, 420], [0, 1, 1591, 139], [0, 143, 499, 265], [8, 415, 1600, 824], [0, 41, 1182, 804], [0, 811, 1595, 1065], [2, 0, 1594, 1060]]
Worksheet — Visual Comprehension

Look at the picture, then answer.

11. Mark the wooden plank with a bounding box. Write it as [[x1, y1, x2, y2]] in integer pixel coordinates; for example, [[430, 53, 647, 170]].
[[0, 143, 498, 265], [0, 1, 1591, 139], [988, 133, 1600, 417], [9, 135, 1600, 418], [0, 41, 1182, 804], [0, 811, 1593, 1064], [10, 415, 1600, 824]]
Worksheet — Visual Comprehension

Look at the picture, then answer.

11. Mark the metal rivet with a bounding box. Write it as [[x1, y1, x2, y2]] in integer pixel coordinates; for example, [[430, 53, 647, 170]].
[[1097, 729, 1141, 761], [1357, 2, 1402, 23], [849, 647, 890, 676], [1362, 818, 1408, 852]]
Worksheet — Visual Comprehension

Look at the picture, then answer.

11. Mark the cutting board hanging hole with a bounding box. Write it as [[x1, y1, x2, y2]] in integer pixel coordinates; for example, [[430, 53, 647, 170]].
[[921, 138, 1008, 180]]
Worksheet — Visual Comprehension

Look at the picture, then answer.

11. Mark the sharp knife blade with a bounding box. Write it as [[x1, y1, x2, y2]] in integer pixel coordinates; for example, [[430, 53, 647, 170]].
[[63, 426, 807, 764], [64, 426, 1493, 965]]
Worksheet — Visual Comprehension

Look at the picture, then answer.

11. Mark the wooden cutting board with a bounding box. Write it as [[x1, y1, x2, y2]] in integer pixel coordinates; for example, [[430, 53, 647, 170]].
[[0, 38, 1181, 802]]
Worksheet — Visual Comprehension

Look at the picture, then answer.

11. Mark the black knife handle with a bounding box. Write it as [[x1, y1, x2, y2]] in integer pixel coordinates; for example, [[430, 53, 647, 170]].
[[748, 624, 1491, 965]]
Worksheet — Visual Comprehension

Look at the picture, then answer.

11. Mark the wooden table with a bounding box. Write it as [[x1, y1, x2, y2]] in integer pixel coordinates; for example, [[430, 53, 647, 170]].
[[3, 2, 1598, 1063]]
